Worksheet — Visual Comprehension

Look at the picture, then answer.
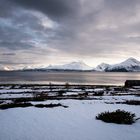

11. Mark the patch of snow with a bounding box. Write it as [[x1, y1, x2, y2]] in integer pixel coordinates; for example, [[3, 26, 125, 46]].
[[107, 57, 140, 71], [0, 89, 32, 93], [93, 88, 105, 92], [63, 92, 79, 95], [102, 95, 140, 102], [0, 100, 140, 140], [95, 57, 140, 72], [0, 93, 33, 99], [95, 63, 110, 71], [38, 61, 93, 70]]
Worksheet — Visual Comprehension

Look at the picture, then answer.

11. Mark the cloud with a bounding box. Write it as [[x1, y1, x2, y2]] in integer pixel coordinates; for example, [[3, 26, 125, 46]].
[[9, 0, 80, 21], [1, 53, 16, 56], [0, 0, 140, 68], [0, 0, 15, 17]]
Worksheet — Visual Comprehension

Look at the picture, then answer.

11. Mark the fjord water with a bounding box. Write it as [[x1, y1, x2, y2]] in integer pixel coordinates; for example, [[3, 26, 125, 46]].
[[0, 71, 140, 85]]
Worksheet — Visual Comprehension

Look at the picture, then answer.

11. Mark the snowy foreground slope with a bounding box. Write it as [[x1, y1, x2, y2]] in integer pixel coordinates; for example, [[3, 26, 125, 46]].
[[0, 99, 140, 140], [0, 84, 140, 140]]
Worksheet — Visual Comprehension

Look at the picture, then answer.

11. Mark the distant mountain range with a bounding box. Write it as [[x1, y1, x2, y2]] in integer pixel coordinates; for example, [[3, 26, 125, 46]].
[[20, 61, 92, 71], [96, 57, 140, 72], [1, 57, 140, 72], [44, 61, 93, 71]]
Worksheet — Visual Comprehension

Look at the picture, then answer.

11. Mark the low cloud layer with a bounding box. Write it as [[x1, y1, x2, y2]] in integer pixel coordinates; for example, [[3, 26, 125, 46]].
[[0, 0, 140, 69]]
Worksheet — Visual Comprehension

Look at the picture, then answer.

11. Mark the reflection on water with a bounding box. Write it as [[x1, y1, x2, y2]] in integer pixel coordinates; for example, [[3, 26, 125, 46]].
[[0, 71, 140, 85]]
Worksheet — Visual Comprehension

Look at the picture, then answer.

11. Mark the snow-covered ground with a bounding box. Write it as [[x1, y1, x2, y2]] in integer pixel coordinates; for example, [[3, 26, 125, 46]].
[[0, 100, 140, 140], [0, 85, 140, 140], [101, 95, 140, 103], [0, 89, 32, 93], [0, 93, 33, 99]]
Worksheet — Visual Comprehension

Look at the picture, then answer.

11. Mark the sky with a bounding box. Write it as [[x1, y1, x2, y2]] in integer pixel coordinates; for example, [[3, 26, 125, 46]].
[[0, 0, 140, 70]]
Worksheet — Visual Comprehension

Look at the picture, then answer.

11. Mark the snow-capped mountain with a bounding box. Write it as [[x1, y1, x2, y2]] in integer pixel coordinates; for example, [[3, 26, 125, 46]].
[[95, 63, 110, 71], [99, 57, 140, 72], [44, 61, 93, 70], [0, 65, 12, 71], [1, 57, 140, 72]]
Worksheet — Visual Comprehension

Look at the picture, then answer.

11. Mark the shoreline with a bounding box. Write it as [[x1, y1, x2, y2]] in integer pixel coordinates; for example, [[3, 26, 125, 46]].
[[0, 83, 123, 87]]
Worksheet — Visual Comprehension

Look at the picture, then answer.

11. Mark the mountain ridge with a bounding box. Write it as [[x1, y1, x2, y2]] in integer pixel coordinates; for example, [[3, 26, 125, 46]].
[[98, 57, 140, 72], [1, 57, 140, 72]]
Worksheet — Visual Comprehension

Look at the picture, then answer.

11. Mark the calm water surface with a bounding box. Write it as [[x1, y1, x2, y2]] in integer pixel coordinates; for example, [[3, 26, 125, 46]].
[[0, 71, 140, 85]]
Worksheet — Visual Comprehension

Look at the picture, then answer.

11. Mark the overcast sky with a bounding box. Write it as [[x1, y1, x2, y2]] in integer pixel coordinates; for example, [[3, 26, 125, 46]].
[[0, 0, 140, 69]]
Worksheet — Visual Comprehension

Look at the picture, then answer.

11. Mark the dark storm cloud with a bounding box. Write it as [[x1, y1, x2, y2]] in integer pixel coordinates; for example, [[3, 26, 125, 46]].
[[0, 0, 15, 17], [104, 0, 139, 10], [0, 41, 34, 50], [0, 7, 54, 50], [1, 53, 16, 56], [48, 0, 140, 56], [1, 0, 140, 68], [9, 0, 79, 20], [0, 60, 33, 65]]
